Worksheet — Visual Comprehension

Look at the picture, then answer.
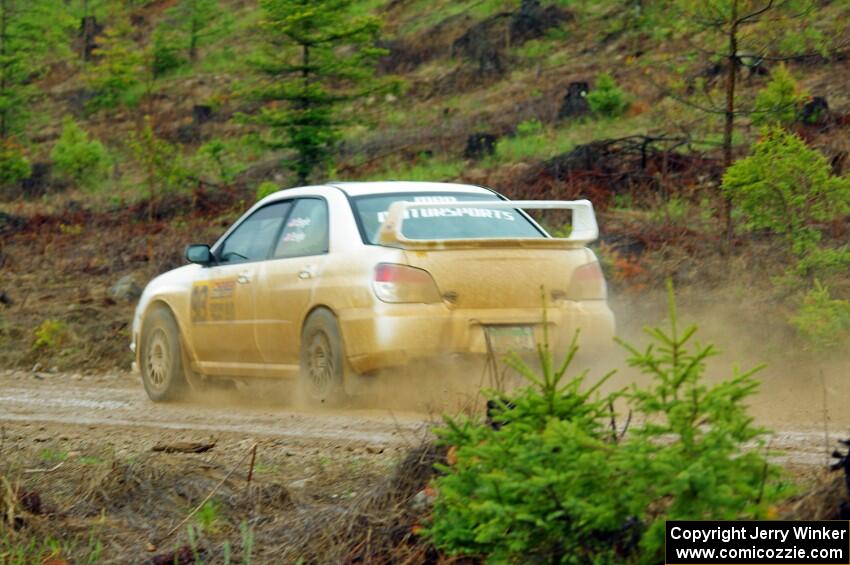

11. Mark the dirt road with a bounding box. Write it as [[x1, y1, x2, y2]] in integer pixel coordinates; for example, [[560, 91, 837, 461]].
[[0, 368, 845, 467], [0, 369, 435, 452]]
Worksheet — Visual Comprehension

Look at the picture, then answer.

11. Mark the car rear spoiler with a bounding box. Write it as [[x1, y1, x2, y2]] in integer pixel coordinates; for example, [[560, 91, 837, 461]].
[[376, 199, 598, 250]]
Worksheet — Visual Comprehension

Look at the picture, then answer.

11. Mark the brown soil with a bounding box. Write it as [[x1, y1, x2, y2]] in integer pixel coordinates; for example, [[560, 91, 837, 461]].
[[0, 370, 443, 563]]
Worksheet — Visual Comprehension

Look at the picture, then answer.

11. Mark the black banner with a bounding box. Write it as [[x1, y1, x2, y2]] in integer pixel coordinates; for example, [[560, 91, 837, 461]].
[[666, 521, 850, 564]]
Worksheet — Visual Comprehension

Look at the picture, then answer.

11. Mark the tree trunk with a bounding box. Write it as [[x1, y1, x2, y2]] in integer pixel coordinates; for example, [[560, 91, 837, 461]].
[[722, 0, 739, 244], [80, 0, 89, 63], [296, 43, 310, 184]]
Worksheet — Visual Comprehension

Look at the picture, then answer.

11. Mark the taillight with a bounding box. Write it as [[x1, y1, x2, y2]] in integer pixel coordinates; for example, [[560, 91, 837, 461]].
[[373, 263, 441, 303], [567, 262, 607, 300]]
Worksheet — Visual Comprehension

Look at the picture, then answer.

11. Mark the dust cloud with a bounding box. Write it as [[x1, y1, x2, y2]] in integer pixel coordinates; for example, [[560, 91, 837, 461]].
[[606, 286, 850, 435], [179, 287, 848, 437]]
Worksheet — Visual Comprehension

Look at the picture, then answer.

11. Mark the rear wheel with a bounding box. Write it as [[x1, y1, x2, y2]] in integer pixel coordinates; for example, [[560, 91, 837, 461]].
[[140, 307, 187, 402], [299, 309, 347, 405]]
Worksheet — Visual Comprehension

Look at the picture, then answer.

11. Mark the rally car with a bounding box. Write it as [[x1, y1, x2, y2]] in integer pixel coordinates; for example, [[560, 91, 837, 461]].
[[131, 181, 615, 402]]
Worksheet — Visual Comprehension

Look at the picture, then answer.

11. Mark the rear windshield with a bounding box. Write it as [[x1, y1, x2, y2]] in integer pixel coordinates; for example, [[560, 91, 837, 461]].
[[352, 192, 546, 244]]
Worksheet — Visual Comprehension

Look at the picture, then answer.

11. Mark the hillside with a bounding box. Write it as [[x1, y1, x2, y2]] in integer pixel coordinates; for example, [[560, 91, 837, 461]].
[[2, 2, 850, 562], [1, 0, 849, 370]]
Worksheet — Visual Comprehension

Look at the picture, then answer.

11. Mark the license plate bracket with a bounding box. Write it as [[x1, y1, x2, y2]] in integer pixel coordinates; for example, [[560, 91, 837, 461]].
[[484, 325, 536, 354]]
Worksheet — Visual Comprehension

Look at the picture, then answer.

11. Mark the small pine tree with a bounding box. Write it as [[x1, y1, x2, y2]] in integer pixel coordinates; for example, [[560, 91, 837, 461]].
[[722, 126, 850, 254], [152, 0, 227, 74], [151, 26, 185, 77], [51, 117, 110, 190], [752, 63, 807, 126], [586, 72, 628, 118], [173, 0, 226, 62], [427, 283, 780, 563], [249, 0, 392, 183], [85, 15, 143, 112], [129, 116, 189, 218], [0, 138, 30, 187], [791, 281, 850, 351]]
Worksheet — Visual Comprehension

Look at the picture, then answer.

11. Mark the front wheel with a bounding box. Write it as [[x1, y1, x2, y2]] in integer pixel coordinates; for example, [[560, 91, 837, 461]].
[[299, 309, 347, 405], [140, 307, 187, 402]]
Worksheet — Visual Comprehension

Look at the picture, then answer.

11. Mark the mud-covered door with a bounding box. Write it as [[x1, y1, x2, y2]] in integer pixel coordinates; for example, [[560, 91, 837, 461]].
[[190, 201, 293, 371], [255, 198, 329, 368]]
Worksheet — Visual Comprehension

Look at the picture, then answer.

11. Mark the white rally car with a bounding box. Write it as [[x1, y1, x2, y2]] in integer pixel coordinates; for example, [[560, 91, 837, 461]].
[[131, 182, 615, 402]]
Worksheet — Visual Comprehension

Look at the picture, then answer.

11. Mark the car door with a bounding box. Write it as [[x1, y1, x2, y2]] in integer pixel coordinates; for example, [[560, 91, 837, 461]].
[[190, 201, 292, 373], [254, 197, 330, 369]]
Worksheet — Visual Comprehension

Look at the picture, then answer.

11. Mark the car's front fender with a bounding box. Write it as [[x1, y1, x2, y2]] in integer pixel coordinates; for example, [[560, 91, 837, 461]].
[[131, 264, 200, 368]]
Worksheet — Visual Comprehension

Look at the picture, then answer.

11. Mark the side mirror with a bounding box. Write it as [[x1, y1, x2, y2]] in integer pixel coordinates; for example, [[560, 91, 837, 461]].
[[185, 244, 214, 266]]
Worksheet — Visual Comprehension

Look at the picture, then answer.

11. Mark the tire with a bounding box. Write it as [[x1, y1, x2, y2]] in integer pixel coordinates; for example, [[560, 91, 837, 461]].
[[299, 308, 347, 405], [140, 307, 187, 402]]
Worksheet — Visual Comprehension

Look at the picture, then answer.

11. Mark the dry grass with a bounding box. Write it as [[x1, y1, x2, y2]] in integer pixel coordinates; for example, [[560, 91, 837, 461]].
[[780, 468, 847, 521], [0, 435, 448, 564], [255, 442, 448, 564]]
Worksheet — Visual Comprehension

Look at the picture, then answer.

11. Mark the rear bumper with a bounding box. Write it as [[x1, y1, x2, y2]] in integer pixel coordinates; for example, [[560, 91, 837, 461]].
[[340, 300, 615, 374]]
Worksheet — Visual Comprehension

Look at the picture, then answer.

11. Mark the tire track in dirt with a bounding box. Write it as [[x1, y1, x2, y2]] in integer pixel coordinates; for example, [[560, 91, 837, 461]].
[[0, 371, 430, 449], [0, 370, 842, 466]]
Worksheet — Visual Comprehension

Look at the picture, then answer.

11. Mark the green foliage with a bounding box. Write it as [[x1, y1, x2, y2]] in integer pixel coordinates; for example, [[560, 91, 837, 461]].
[[669, 0, 824, 165], [151, 27, 185, 77], [752, 64, 807, 127], [249, 0, 393, 183], [38, 448, 69, 463], [427, 283, 780, 564], [240, 520, 255, 565], [586, 73, 628, 118], [85, 16, 143, 112], [51, 117, 110, 190], [0, 1, 72, 139], [32, 319, 69, 351], [515, 118, 543, 136], [790, 281, 850, 351], [194, 139, 245, 185], [365, 155, 463, 182], [591, 0, 679, 39], [129, 117, 190, 208], [157, 0, 229, 68], [493, 119, 548, 162], [256, 180, 278, 200], [195, 499, 222, 533], [648, 196, 689, 226], [494, 133, 550, 162], [0, 139, 31, 187], [676, 0, 822, 58], [0, 528, 103, 565], [722, 126, 850, 254], [794, 246, 850, 280], [617, 285, 776, 556]]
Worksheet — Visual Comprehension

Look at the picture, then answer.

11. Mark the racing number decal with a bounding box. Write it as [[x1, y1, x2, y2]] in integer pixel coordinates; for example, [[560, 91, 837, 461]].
[[191, 283, 209, 322], [191, 280, 236, 323]]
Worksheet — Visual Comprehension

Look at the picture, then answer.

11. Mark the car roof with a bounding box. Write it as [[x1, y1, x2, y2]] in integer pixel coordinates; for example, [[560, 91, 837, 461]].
[[325, 181, 495, 197]]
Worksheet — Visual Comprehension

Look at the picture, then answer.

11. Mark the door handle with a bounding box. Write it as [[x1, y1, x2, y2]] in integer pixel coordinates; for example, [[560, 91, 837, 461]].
[[298, 265, 317, 280], [237, 271, 251, 284]]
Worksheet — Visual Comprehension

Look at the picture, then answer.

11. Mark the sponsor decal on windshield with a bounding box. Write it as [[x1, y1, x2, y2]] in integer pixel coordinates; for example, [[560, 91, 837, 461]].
[[282, 231, 307, 243], [287, 217, 312, 228], [377, 204, 516, 223]]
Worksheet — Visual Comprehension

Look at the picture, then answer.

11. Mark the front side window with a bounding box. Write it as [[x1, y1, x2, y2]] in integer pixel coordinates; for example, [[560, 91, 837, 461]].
[[273, 198, 329, 259], [218, 201, 292, 264], [352, 192, 545, 244]]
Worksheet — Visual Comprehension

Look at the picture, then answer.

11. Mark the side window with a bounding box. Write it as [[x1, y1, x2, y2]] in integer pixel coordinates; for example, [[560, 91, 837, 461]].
[[273, 199, 329, 259], [218, 202, 292, 264]]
